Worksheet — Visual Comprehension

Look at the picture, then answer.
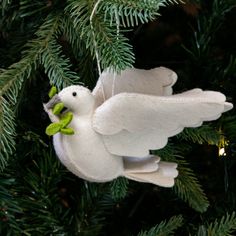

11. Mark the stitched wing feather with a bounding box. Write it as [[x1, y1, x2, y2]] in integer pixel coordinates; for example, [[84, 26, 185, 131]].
[[92, 67, 177, 106], [93, 89, 232, 157]]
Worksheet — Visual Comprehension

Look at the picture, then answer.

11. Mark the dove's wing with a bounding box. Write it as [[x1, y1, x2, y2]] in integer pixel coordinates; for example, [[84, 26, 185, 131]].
[[93, 89, 233, 157], [92, 67, 177, 106]]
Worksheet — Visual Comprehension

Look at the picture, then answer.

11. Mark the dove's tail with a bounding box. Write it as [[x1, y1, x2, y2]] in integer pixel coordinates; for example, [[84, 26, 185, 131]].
[[124, 157, 178, 187]]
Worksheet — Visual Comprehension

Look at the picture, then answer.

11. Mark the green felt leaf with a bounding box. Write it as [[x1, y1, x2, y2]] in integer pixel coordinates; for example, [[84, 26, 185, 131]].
[[45, 123, 62, 136], [52, 102, 64, 115], [60, 127, 75, 135], [60, 112, 73, 128], [48, 86, 57, 98]]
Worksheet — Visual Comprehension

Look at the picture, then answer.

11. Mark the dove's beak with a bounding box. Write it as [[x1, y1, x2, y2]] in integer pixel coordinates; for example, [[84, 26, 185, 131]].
[[44, 94, 70, 114], [44, 94, 61, 109]]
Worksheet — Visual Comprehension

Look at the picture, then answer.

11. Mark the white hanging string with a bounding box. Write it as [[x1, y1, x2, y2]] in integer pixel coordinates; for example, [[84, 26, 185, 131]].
[[90, 0, 106, 101], [111, 8, 120, 97], [112, 73, 116, 97]]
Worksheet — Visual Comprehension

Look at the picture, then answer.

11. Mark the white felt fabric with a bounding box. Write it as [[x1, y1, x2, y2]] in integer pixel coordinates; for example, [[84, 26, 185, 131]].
[[92, 67, 177, 106], [93, 89, 232, 157], [44, 67, 233, 187], [124, 155, 160, 173]]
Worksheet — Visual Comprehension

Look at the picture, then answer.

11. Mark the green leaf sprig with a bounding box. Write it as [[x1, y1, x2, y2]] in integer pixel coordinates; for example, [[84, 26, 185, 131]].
[[46, 87, 75, 136], [48, 86, 57, 98]]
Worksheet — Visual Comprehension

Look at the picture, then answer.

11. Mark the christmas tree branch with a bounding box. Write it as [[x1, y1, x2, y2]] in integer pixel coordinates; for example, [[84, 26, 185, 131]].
[[60, 15, 82, 59], [177, 125, 221, 145], [61, 15, 97, 85], [110, 177, 129, 200], [156, 144, 209, 213], [197, 212, 236, 236], [137, 215, 183, 236], [0, 0, 12, 15], [0, 174, 22, 235], [183, 0, 235, 60], [66, 0, 135, 72], [0, 13, 76, 169], [0, 50, 39, 169], [99, 0, 181, 27], [41, 40, 80, 88], [174, 158, 209, 213]]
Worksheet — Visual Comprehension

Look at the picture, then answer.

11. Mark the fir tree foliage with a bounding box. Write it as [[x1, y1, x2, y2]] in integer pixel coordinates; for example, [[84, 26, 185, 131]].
[[0, 52, 38, 169], [0, 135, 117, 235], [177, 125, 221, 145], [156, 144, 209, 213], [66, 0, 135, 72], [110, 177, 129, 200], [182, 0, 235, 60], [98, 0, 181, 27], [197, 212, 236, 236], [137, 215, 183, 236], [219, 116, 236, 141], [18, 0, 50, 18], [0, 0, 12, 15], [0, 174, 22, 234], [0, 13, 79, 169], [174, 159, 209, 213]]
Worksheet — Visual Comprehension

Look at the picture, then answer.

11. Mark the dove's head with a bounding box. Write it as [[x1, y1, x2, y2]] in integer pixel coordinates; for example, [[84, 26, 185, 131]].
[[58, 85, 95, 115]]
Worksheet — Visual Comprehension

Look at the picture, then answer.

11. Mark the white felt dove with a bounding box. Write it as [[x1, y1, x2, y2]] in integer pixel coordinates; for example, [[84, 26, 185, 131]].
[[44, 67, 233, 187]]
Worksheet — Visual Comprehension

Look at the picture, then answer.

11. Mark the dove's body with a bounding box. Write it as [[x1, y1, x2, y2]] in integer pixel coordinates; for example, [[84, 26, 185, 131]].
[[44, 67, 233, 187], [53, 114, 123, 182]]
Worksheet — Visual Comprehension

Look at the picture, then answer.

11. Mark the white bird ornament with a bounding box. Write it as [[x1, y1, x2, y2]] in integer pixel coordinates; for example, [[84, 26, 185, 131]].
[[44, 67, 233, 187]]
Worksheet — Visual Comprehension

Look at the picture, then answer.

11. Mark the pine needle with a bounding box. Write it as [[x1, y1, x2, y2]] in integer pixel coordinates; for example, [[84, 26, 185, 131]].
[[137, 215, 184, 236], [177, 125, 221, 145], [156, 144, 209, 213], [197, 212, 236, 236], [99, 0, 182, 27], [110, 177, 129, 200]]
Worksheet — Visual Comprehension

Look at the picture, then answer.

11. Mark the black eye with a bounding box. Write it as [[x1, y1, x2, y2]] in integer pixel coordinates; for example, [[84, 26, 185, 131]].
[[72, 92, 77, 97]]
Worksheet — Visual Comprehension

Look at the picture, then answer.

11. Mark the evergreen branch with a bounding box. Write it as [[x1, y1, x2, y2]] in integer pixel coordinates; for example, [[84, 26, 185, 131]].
[[110, 177, 129, 200], [174, 160, 209, 213], [41, 40, 80, 88], [76, 182, 116, 235], [177, 125, 221, 145], [60, 15, 82, 58], [0, 51, 38, 170], [99, 0, 181, 27], [197, 212, 236, 236], [18, 0, 49, 18], [61, 15, 97, 85], [0, 48, 38, 103], [34, 13, 81, 87], [0, 98, 16, 168], [0, 13, 64, 169], [34, 13, 62, 42], [219, 115, 236, 140], [0, 174, 22, 235], [4, 132, 116, 235], [183, 0, 235, 59], [156, 144, 209, 213], [14, 149, 72, 235], [97, 31, 135, 72], [66, 0, 135, 72], [137, 215, 183, 236], [0, 0, 12, 15]]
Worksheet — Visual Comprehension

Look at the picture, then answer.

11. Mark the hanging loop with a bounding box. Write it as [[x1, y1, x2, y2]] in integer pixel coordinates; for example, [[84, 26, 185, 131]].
[[90, 0, 105, 101]]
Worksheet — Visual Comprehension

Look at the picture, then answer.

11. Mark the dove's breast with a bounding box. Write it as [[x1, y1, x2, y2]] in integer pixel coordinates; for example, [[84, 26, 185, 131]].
[[53, 115, 124, 182]]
